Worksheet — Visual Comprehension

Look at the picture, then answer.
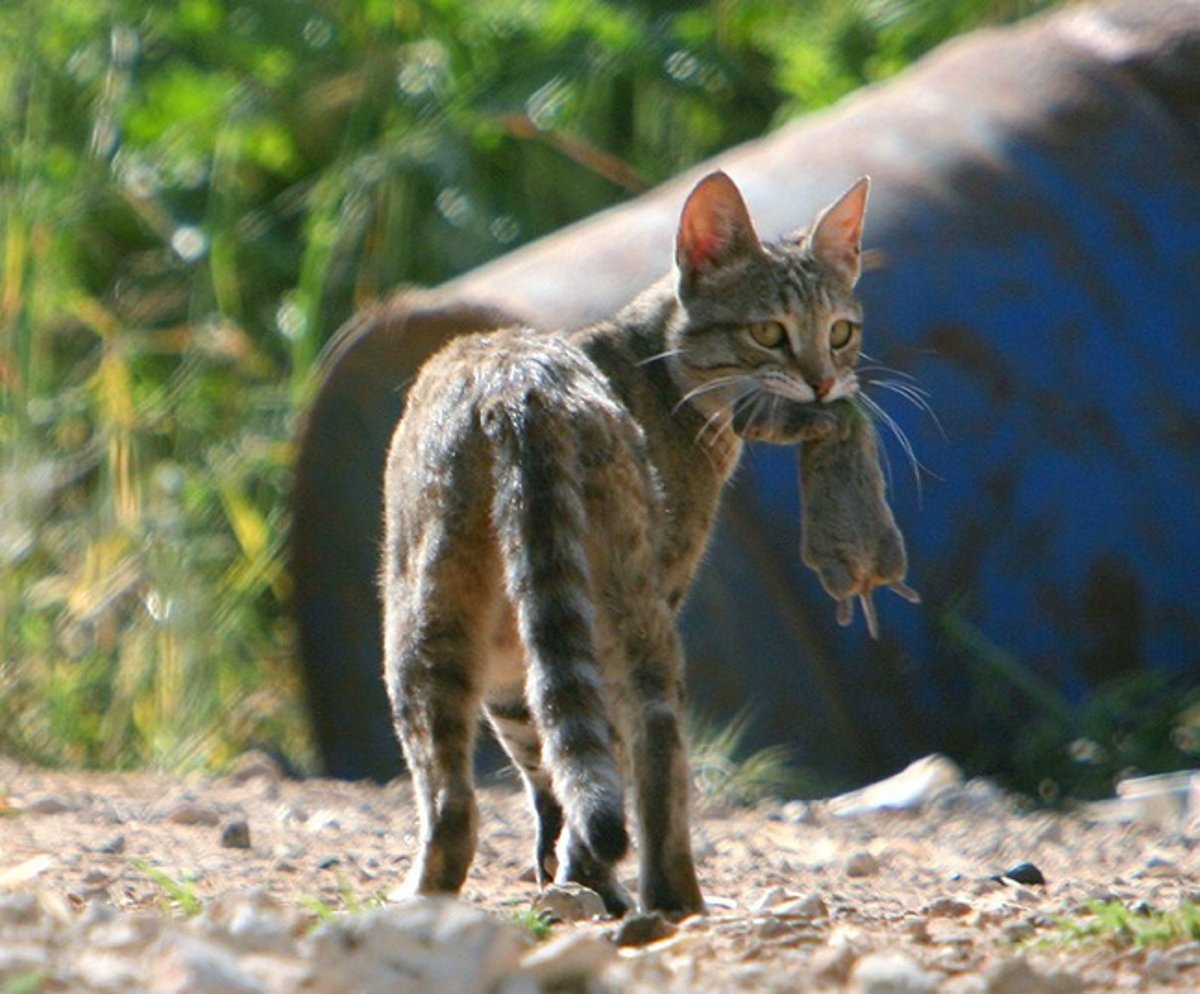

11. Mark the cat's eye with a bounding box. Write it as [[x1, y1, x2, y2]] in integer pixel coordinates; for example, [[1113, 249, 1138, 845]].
[[829, 319, 857, 350], [747, 321, 786, 350]]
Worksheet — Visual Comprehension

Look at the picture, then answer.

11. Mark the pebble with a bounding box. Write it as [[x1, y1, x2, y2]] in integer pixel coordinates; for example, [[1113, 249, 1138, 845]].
[[1135, 856, 1180, 878], [781, 800, 817, 824], [752, 886, 787, 912], [166, 801, 222, 827], [982, 959, 1082, 994], [845, 851, 880, 878], [302, 899, 529, 994], [810, 943, 858, 984], [519, 930, 615, 986], [220, 819, 252, 850], [227, 750, 282, 785], [848, 951, 937, 994], [24, 794, 74, 815], [926, 897, 972, 918], [775, 893, 828, 919], [1000, 920, 1035, 943], [95, 833, 127, 855], [532, 882, 606, 922], [998, 862, 1045, 887], [611, 912, 676, 947], [149, 934, 265, 994]]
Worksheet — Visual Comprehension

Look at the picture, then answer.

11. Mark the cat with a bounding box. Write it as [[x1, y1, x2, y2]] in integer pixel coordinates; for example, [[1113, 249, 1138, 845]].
[[380, 170, 914, 916]]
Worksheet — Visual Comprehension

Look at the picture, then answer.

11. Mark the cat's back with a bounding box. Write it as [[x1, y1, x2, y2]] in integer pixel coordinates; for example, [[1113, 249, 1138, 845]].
[[385, 325, 642, 527]]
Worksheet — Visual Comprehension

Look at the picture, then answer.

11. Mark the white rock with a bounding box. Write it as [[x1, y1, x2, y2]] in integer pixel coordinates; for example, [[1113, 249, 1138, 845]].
[[810, 943, 858, 984], [829, 754, 963, 817], [149, 934, 266, 994], [0, 945, 51, 976], [848, 951, 937, 994], [775, 893, 828, 919], [199, 890, 296, 955], [982, 958, 1082, 994], [845, 851, 880, 878], [302, 898, 529, 994], [518, 929, 615, 987], [533, 882, 606, 922], [752, 886, 787, 913]]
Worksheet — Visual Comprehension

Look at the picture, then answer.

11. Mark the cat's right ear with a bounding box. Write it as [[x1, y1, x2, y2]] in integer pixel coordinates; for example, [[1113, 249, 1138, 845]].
[[676, 171, 761, 293]]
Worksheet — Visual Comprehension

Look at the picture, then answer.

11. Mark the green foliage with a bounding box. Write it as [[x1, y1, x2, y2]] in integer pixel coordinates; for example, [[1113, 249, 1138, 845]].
[[944, 613, 1200, 802], [1036, 900, 1200, 951], [135, 860, 203, 916], [1, 0, 1061, 773], [506, 906, 555, 942], [689, 710, 802, 807], [0, 973, 45, 994]]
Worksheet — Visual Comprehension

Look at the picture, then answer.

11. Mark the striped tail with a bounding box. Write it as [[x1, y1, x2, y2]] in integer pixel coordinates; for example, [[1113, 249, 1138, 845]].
[[482, 394, 629, 866]]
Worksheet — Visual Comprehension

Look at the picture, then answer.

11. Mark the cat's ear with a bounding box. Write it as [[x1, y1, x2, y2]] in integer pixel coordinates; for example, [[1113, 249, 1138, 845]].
[[808, 176, 870, 286], [676, 171, 761, 291]]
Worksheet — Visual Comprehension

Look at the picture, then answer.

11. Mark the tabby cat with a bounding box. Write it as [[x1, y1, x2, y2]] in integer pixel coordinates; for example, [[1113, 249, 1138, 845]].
[[381, 170, 914, 916]]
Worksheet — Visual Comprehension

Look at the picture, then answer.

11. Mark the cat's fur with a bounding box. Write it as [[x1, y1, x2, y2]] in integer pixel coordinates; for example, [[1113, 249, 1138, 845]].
[[381, 171, 899, 915]]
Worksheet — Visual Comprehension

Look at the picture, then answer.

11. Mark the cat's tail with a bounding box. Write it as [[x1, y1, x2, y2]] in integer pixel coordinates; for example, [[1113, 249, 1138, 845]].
[[482, 394, 630, 867]]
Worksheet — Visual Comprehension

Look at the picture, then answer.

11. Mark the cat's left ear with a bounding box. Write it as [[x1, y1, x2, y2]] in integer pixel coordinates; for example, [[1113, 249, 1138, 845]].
[[676, 171, 762, 293], [808, 176, 870, 286]]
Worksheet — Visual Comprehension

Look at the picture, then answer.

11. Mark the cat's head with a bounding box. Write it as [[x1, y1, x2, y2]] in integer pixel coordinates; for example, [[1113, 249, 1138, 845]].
[[666, 170, 868, 443]]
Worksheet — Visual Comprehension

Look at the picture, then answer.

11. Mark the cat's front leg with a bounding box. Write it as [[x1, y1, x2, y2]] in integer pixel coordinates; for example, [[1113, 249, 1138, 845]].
[[799, 400, 919, 637]]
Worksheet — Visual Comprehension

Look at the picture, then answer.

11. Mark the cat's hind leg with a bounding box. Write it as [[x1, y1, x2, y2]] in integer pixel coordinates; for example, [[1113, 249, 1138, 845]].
[[483, 693, 563, 886], [384, 605, 482, 898]]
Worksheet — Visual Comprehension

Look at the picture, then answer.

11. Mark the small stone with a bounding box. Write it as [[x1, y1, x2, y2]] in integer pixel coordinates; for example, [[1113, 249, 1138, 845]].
[[756, 917, 792, 940], [220, 819, 252, 850], [150, 935, 265, 994], [25, 794, 74, 815], [96, 833, 127, 855], [752, 886, 787, 913], [533, 883, 606, 922], [82, 868, 111, 887], [775, 893, 828, 919], [999, 862, 1046, 887], [1136, 856, 1180, 878], [904, 917, 930, 943], [926, 897, 973, 918], [982, 958, 1082, 994], [303, 898, 529, 994], [845, 851, 879, 878], [519, 930, 615, 987], [166, 801, 221, 827], [849, 951, 936, 994], [0, 893, 41, 926], [228, 749, 282, 784], [810, 943, 858, 984], [1142, 950, 1176, 984], [611, 912, 677, 947], [1001, 920, 1035, 943], [782, 800, 817, 824]]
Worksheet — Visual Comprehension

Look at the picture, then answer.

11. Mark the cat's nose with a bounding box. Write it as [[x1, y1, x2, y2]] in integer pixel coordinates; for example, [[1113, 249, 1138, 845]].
[[812, 377, 836, 400]]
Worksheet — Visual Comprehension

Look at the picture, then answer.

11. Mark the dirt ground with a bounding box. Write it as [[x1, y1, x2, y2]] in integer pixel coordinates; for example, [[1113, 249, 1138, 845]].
[[2, 752, 1199, 992]]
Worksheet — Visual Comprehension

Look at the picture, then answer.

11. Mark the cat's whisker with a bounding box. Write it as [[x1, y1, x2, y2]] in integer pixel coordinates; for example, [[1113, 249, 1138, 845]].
[[637, 348, 685, 367], [694, 385, 755, 446], [867, 378, 948, 442], [673, 375, 744, 415], [855, 361, 923, 385], [855, 393, 929, 504], [864, 375, 933, 403]]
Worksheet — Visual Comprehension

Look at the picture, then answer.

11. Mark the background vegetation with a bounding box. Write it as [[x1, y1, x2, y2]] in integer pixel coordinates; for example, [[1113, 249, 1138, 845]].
[[11, 0, 1163, 792]]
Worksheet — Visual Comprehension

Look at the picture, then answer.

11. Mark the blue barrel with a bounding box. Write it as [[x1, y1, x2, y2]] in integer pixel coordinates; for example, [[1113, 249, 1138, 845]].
[[292, 0, 1200, 786]]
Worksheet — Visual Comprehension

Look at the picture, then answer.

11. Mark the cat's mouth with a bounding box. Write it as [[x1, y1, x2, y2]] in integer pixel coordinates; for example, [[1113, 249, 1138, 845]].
[[732, 397, 844, 444]]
